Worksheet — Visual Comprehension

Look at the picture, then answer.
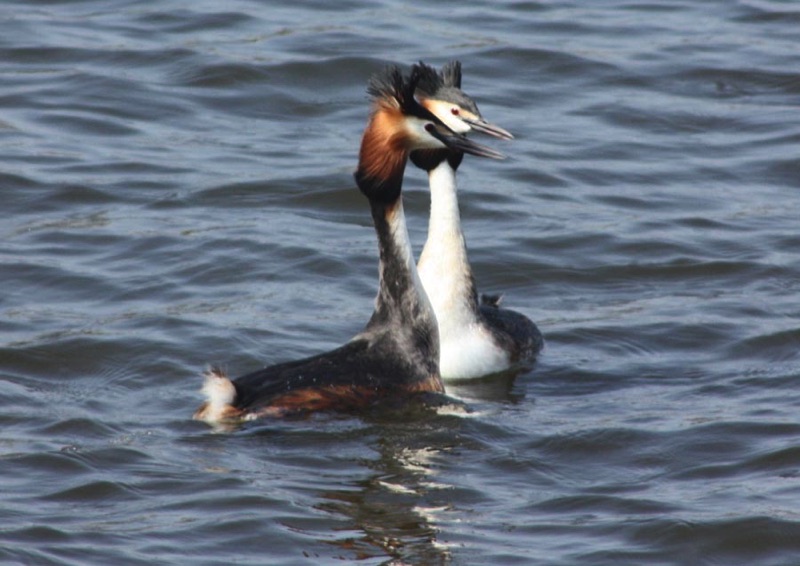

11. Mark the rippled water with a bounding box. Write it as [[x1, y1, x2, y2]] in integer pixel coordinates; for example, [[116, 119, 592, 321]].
[[2, 1, 800, 564]]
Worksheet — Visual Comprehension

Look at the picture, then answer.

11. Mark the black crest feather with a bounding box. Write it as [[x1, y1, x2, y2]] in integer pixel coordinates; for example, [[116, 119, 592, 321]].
[[367, 65, 402, 100], [440, 60, 462, 88], [414, 60, 463, 96], [411, 60, 481, 118], [367, 65, 420, 113], [414, 61, 443, 97]]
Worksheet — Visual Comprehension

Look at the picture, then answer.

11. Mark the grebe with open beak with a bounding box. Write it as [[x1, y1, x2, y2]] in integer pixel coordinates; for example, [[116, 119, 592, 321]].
[[193, 66, 504, 424], [410, 61, 543, 380]]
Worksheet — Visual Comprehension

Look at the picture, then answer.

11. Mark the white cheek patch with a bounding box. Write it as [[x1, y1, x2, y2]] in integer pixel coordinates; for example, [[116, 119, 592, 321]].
[[425, 100, 471, 134], [405, 116, 447, 150]]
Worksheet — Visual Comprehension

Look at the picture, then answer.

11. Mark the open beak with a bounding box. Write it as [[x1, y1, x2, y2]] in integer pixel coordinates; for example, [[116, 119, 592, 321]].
[[427, 124, 506, 160], [463, 117, 514, 140]]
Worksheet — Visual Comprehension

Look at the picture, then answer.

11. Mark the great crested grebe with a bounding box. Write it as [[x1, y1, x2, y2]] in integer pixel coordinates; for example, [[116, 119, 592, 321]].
[[193, 66, 504, 424], [410, 61, 543, 380]]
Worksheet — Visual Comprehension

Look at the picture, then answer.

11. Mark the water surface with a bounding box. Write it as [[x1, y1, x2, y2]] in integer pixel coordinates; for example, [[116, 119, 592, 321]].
[[2, 1, 800, 564]]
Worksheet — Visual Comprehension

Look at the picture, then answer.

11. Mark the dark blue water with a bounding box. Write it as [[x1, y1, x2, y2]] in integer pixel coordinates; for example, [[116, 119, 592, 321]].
[[2, 1, 800, 564]]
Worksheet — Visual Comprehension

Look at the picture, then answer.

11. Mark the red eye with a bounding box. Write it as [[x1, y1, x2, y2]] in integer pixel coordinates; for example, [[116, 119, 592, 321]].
[[451, 107, 460, 116]]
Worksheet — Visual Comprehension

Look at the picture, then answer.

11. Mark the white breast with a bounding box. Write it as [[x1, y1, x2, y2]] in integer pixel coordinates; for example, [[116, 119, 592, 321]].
[[438, 320, 510, 378], [417, 161, 511, 379]]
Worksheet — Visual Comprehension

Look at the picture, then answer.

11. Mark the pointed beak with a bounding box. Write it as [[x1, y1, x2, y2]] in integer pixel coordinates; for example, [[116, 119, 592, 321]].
[[426, 124, 506, 160], [463, 117, 514, 140]]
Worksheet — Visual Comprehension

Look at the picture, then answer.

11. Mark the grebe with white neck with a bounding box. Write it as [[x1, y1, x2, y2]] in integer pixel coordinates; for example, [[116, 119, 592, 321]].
[[411, 61, 543, 380], [193, 66, 505, 424]]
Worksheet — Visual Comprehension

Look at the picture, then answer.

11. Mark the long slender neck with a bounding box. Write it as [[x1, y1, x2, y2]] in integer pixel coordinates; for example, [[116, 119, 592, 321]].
[[425, 161, 467, 260], [354, 125, 438, 357], [368, 197, 432, 328], [417, 158, 479, 313]]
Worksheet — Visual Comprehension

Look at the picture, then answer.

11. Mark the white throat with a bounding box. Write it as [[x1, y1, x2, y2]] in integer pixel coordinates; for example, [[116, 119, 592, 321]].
[[418, 161, 471, 305], [417, 160, 509, 378]]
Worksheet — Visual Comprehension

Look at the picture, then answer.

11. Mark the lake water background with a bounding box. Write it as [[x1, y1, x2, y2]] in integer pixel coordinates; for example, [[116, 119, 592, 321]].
[[2, 1, 800, 564]]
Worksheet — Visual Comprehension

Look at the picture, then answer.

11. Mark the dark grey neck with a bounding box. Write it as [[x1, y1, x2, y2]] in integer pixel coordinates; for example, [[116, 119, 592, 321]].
[[365, 199, 430, 330], [355, 165, 439, 375]]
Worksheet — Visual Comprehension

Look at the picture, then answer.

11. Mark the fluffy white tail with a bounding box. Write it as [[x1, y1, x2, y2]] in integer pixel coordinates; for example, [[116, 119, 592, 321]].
[[193, 367, 240, 423]]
